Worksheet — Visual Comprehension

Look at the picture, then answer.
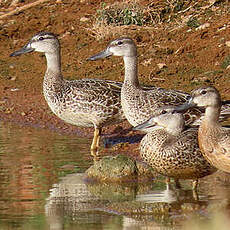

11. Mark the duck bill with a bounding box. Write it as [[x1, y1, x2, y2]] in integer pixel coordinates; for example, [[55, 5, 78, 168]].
[[133, 118, 156, 131], [173, 99, 197, 113], [87, 49, 112, 61], [10, 42, 34, 57]]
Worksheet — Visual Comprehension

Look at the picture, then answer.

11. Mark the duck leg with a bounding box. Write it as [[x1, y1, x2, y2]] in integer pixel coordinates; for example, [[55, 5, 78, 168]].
[[90, 127, 102, 158], [192, 179, 198, 190], [192, 179, 199, 200], [165, 177, 170, 190], [174, 179, 182, 189]]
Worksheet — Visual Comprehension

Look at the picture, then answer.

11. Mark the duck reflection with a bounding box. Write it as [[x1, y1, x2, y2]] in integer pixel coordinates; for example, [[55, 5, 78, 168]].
[[136, 182, 200, 204], [45, 173, 137, 229], [45, 172, 212, 230]]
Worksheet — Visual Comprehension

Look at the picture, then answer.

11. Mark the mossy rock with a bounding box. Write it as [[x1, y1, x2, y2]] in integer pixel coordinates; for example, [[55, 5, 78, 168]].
[[85, 154, 138, 182]]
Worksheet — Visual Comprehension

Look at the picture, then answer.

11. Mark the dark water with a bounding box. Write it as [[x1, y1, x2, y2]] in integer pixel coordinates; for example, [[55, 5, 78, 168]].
[[0, 122, 230, 230]]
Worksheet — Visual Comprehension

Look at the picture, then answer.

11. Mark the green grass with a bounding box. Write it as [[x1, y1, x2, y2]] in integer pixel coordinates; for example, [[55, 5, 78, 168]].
[[96, 2, 145, 26], [221, 55, 230, 69], [187, 17, 200, 28]]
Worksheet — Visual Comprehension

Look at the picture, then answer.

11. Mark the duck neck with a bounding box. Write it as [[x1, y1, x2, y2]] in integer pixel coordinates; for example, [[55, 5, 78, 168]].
[[203, 106, 220, 125], [167, 127, 183, 136], [44, 50, 63, 81], [123, 56, 139, 87]]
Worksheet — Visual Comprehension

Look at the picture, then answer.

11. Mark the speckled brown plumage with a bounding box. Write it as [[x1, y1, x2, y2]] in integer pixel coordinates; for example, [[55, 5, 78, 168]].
[[43, 71, 124, 128], [134, 107, 216, 188], [88, 37, 230, 128], [10, 32, 125, 158], [140, 128, 215, 179]]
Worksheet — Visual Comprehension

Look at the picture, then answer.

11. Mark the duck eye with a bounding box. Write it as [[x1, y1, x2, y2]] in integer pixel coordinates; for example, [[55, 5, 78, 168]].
[[39, 36, 44, 41], [161, 110, 167, 114], [117, 41, 123, 45], [201, 90, 207, 95]]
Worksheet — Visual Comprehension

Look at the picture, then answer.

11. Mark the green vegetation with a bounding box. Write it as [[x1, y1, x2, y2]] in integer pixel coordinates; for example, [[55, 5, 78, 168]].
[[0, 59, 10, 79], [95, 1, 208, 27], [221, 55, 230, 69], [187, 17, 201, 28], [96, 2, 145, 26], [92, 1, 229, 39]]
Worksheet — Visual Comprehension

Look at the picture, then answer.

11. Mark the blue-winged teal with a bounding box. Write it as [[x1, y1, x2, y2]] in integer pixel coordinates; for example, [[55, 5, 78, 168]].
[[133, 106, 216, 190], [88, 38, 230, 128], [174, 86, 230, 173], [10, 32, 126, 158]]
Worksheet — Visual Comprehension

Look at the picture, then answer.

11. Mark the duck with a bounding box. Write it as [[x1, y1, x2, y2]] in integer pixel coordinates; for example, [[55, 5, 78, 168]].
[[88, 37, 230, 128], [173, 86, 230, 173], [10, 32, 126, 159], [133, 106, 217, 190]]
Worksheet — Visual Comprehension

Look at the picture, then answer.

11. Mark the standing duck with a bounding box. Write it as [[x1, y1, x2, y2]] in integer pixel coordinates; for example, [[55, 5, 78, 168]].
[[133, 106, 216, 190], [88, 38, 230, 128], [174, 86, 230, 173], [10, 32, 125, 158]]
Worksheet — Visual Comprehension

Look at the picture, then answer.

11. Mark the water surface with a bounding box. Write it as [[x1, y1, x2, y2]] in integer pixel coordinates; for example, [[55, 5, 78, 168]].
[[0, 122, 92, 230], [0, 122, 230, 230]]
